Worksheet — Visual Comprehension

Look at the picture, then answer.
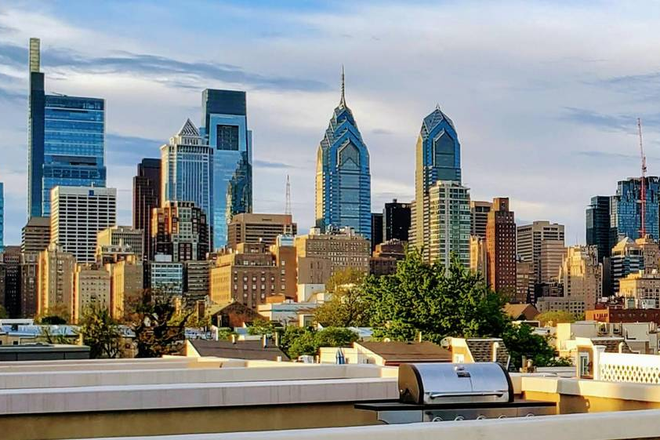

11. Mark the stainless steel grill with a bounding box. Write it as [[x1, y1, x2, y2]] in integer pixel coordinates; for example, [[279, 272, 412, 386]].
[[357, 362, 555, 424], [399, 362, 513, 405]]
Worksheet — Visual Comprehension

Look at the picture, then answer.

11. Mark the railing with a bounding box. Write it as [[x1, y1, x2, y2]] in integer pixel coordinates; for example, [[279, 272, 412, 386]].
[[597, 350, 660, 384]]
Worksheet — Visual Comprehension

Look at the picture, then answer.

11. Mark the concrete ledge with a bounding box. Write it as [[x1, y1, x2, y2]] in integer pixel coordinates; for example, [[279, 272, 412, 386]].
[[521, 376, 660, 404], [0, 377, 398, 415], [93, 408, 660, 440]]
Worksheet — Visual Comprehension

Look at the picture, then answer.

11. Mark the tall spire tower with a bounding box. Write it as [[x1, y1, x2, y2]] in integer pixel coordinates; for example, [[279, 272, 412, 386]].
[[315, 67, 371, 239], [285, 174, 292, 216]]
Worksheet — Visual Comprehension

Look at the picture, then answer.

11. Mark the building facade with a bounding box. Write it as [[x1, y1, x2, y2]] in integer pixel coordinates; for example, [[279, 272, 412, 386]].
[[184, 260, 211, 303], [97, 226, 144, 261], [21, 252, 39, 318], [38, 243, 76, 318], [295, 227, 370, 281], [370, 239, 406, 276], [74, 264, 111, 323], [202, 89, 252, 249], [133, 158, 160, 260], [586, 195, 612, 262], [210, 243, 287, 309], [619, 271, 660, 308], [540, 240, 567, 284], [383, 199, 411, 242], [161, 119, 213, 237], [470, 236, 487, 279], [149, 254, 184, 296], [0, 182, 3, 253], [152, 201, 210, 262], [470, 200, 492, 240], [107, 256, 143, 320], [315, 72, 371, 239], [486, 198, 517, 297], [227, 213, 297, 250], [27, 38, 107, 218], [611, 177, 660, 242], [50, 187, 117, 263], [517, 221, 565, 284], [559, 246, 603, 310], [516, 260, 534, 304], [21, 216, 51, 254], [410, 106, 462, 262], [611, 237, 644, 295], [427, 181, 470, 267], [0, 247, 21, 318]]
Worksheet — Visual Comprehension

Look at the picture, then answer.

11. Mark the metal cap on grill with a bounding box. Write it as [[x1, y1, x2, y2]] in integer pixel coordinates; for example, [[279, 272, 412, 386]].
[[398, 362, 513, 405]]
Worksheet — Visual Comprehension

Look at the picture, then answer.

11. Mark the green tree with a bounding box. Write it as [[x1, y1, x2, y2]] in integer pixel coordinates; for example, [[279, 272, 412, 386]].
[[37, 303, 70, 324], [536, 311, 577, 327], [248, 318, 281, 335], [277, 326, 359, 359], [314, 327, 359, 348], [128, 291, 190, 358], [0, 305, 8, 319], [503, 323, 565, 369], [78, 306, 122, 359], [365, 249, 509, 343], [314, 268, 371, 327]]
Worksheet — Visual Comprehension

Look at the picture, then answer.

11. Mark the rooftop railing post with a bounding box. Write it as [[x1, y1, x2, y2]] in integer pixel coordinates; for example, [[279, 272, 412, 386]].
[[593, 345, 606, 381]]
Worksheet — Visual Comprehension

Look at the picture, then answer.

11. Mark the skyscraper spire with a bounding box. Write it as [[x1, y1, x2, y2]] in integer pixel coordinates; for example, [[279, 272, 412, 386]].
[[340, 65, 346, 107], [285, 174, 291, 216]]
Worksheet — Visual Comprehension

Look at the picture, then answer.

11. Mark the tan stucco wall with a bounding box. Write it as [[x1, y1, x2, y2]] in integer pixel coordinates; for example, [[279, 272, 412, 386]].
[[524, 390, 660, 414], [0, 402, 382, 440]]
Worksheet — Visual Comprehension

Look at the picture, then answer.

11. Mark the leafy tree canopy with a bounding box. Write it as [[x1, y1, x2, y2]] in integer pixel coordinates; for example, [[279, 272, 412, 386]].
[[78, 306, 122, 359], [365, 249, 509, 344], [536, 311, 578, 327], [314, 268, 371, 328]]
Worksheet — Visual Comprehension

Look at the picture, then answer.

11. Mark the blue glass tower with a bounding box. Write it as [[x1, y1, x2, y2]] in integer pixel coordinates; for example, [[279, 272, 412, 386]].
[[202, 89, 252, 249], [161, 119, 213, 231], [27, 38, 106, 217], [315, 69, 371, 238], [41, 95, 106, 216], [611, 177, 660, 241], [410, 105, 463, 262]]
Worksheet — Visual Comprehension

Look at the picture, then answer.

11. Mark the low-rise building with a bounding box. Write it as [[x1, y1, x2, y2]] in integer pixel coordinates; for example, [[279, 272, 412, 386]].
[[618, 270, 660, 308], [370, 239, 405, 276], [74, 263, 111, 322]]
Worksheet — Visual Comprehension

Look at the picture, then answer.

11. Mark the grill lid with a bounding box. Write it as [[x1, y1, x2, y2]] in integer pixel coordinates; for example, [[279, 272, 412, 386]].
[[398, 362, 513, 405]]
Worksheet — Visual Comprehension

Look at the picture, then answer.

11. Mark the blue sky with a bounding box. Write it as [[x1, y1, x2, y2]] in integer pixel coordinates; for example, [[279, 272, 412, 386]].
[[1, 0, 660, 245]]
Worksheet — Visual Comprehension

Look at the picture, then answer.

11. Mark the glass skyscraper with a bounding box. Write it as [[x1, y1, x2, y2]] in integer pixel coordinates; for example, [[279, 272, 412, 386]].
[[161, 119, 213, 240], [27, 38, 106, 217], [611, 177, 660, 242], [202, 89, 252, 249], [586, 195, 613, 262], [410, 105, 463, 262], [315, 71, 371, 239]]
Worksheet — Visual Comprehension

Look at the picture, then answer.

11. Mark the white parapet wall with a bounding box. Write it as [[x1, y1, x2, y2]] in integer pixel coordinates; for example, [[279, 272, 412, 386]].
[[86, 408, 660, 440]]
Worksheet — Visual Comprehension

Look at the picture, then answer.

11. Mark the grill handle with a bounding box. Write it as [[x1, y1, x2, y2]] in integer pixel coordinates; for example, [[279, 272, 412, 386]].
[[428, 390, 507, 399]]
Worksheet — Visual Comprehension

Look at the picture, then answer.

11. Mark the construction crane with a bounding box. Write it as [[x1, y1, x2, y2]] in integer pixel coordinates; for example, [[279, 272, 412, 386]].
[[639, 118, 647, 238]]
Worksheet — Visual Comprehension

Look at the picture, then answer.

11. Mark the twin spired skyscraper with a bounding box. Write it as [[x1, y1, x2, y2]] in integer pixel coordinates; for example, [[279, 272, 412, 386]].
[[410, 105, 470, 266], [315, 70, 372, 238]]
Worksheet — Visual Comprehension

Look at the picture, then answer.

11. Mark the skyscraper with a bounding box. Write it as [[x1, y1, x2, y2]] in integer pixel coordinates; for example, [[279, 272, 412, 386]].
[[559, 246, 602, 310], [21, 216, 51, 254], [202, 89, 252, 249], [0, 246, 21, 318], [586, 195, 612, 262], [161, 119, 213, 240], [371, 212, 384, 250], [428, 181, 471, 267], [315, 70, 371, 239], [610, 237, 643, 295], [152, 201, 210, 262], [470, 201, 492, 240], [27, 39, 106, 217], [611, 177, 660, 241], [383, 199, 411, 242], [133, 158, 160, 260], [28, 38, 45, 218], [0, 182, 3, 253], [50, 186, 117, 262], [410, 105, 462, 262], [486, 198, 517, 297], [38, 243, 76, 318], [227, 213, 297, 249], [517, 221, 565, 284]]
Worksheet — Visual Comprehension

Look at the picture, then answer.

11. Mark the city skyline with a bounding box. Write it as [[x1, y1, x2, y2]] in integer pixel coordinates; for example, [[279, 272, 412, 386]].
[[1, 1, 659, 244]]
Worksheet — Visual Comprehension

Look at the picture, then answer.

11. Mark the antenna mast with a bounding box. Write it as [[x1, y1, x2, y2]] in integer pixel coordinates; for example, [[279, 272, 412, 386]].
[[285, 175, 292, 216], [639, 118, 647, 238]]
